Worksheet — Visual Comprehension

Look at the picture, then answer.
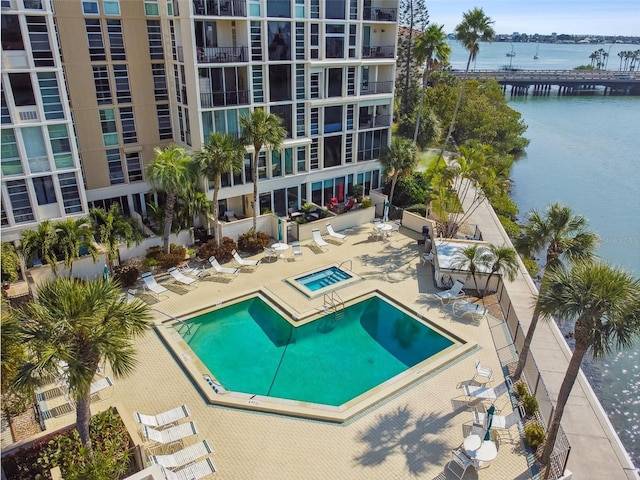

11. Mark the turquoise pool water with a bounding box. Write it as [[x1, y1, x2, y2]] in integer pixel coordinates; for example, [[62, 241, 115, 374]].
[[294, 266, 352, 292], [181, 295, 454, 406]]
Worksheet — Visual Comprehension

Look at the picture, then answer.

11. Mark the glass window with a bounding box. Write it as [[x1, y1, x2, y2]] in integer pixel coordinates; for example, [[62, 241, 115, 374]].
[[152, 64, 168, 101], [102, 0, 120, 15], [266, 0, 290, 18], [146, 20, 163, 60], [9, 73, 36, 107], [323, 135, 342, 168], [257, 151, 267, 179], [85, 19, 105, 61], [156, 104, 172, 139], [99, 108, 118, 146], [22, 126, 50, 173], [324, 105, 342, 133], [327, 68, 343, 97], [113, 64, 131, 103], [7, 180, 34, 223], [326, 0, 345, 19], [284, 148, 293, 175], [1, 129, 23, 175], [33, 176, 56, 205], [267, 22, 291, 61], [38, 73, 64, 120], [296, 146, 306, 172], [1, 88, 12, 124], [107, 19, 125, 61], [1, 15, 25, 51], [48, 124, 73, 169], [26, 16, 54, 67], [269, 65, 291, 102], [271, 150, 282, 178], [119, 107, 136, 144], [270, 104, 292, 138], [106, 149, 124, 184], [126, 152, 142, 182], [58, 172, 83, 213], [93, 66, 112, 105], [82, 1, 99, 14], [144, 0, 159, 16]]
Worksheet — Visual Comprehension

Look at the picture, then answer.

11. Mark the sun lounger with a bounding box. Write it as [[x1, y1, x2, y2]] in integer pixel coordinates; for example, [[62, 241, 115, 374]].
[[134, 404, 190, 429], [291, 242, 303, 260], [326, 223, 347, 241], [150, 440, 213, 469], [232, 249, 260, 267], [167, 267, 198, 286], [161, 457, 218, 480], [433, 279, 465, 305], [206, 256, 238, 275], [142, 421, 198, 446], [141, 272, 170, 297], [312, 229, 329, 250], [453, 300, 488, 323], [263, 247, 278, 261]]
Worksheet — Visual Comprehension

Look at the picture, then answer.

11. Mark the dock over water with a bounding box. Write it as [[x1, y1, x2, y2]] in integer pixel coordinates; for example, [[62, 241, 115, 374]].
[[450, 70, 640, 95]]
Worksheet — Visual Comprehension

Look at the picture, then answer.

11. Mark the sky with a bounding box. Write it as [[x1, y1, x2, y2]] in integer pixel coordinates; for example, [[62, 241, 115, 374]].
[[426, 0, 639, 37]]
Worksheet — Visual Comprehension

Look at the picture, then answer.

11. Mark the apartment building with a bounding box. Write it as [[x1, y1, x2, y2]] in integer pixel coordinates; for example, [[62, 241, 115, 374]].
[[1, 0, 399, 238]]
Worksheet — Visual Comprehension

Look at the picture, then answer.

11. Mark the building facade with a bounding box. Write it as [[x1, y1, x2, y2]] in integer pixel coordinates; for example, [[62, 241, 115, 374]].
[[1, 0, 398, 240]]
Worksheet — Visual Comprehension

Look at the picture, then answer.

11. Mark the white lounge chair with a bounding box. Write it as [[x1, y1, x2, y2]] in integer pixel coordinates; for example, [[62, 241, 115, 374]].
[[161, 457, 218, 480], [167, 267, 198, 286], [420, 252, 434, 266], [206, 256, 238, 275], [473, 405, 524, 443], [446, 447, 476, 479], [232, 249, 260, 267], [453, 299, 488, 323], [134, 404, 191, 429], [312, 229, 329, 250], [65, 376, 114, 406], [291, 242, 303, 260], [472, 359, 494, 383], [141, 272, 170, 297], [326, 223, 347, 241], [151, 440, 213, 469], [142, 421, 198, 447], [262, 246, 278, 261], [463, 378, 513, 405], [433, 279, 465, 305]]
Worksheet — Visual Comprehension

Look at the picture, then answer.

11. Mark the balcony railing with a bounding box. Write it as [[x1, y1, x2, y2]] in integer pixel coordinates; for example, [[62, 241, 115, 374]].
[[363, 6, 397, 21], [201, 90, 249, 107], [193, 0, 247, 16], [198, 46, 248, 63], [362, 45, 395, 59], [361, 80, 393, 95], [359, 114, 391, 129]]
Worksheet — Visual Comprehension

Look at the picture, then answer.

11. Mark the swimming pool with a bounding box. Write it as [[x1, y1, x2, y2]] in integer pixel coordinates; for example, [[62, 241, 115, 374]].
[[285, 265, 361, 297], [178, 293, 461, 413]]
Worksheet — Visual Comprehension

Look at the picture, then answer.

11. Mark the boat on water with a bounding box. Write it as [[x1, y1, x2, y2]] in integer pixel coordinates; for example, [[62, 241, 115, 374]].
[[534, 45, 540, 60], [506, 43, 516, 57]]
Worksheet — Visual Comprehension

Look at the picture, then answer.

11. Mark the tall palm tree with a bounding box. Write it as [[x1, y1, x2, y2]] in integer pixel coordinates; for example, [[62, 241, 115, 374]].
[[196, 132, 246, 246], [14, 278, 151, 460], [378, 136, 419, 205], [512, 203, 599, 380], [536, 261, 640, 471], [146, 145, 197, 253], [439, 8, 495, 162], [239, 109, 286, 237], [91, 204, 142, 270], [451, 244, 491, 294], [20, 220, 59, 274], [55, 216, 98, 276], [413, 24, 451, 144], [482, 244, 519, 297]]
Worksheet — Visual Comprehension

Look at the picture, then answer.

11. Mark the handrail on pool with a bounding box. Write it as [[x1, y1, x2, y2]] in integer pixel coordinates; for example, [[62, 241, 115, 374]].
[[338, 259, 353, 271], [149, 307, 191, 336]]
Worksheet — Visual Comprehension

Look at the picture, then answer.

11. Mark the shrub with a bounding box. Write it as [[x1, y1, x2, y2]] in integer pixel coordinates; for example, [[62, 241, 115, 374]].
[[145, 245, 163, 259], [522, 393, 540, 417], [237, 230, 270, 254], [524, 422, 546, 447], [514, 381, 528, 398], [198, 237, 237, 263], [405, 204, 427, 217], [498, 214, 521, 239], [143, 257, 158, 268], [113, 264, 139, 287], [359, 197, 373, 208], [1, 242, 21, 284], [151, 244, 187, 269], [521, 256, 541, 278]]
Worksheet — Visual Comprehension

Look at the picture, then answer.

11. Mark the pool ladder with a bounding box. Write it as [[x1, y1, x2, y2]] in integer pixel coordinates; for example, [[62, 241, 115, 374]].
[[323, 291, 345, 322]]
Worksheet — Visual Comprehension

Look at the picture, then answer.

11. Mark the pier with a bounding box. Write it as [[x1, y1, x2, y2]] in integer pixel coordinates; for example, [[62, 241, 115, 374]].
[[449, 70, 640, 96]]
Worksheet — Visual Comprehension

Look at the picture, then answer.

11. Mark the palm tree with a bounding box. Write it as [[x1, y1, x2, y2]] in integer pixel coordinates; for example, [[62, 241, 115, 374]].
[[196, 132, 246, 246], [55, 216, 98, 276], [146, 145, 197, 253], [20, 220, 59, 274], [439, 8, 495, 162], [413, 24, 451, 144], [512, 203, 599, 380], [175, 189, 212, 243], [451, 244, 491, 294], [14, 278, 151, 459], [482, 244, 519, 297], [239, 109, 286, 237], [91, 204, 142, 270], [379, 136, 419, 205], [536, 261, 640, 471]]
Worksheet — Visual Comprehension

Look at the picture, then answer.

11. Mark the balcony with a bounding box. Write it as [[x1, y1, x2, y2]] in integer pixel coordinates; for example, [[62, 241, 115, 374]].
[[200, 90, 249, 108], [360, 80, 393, 95], [359, 114, 391, 129], [197, 46, 248, 63], [363, 6, 397, 21], [362, 45, 395, 59], [193, 0, 246, 16]]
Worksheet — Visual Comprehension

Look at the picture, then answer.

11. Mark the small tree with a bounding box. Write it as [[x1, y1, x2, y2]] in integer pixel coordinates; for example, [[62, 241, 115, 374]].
[[91, 204, 142, 270], [451, 245, 491, 294], [1, 242, 21, 284], [482, 244, 519, 297], [379, 136, 419, 205], [55, 216, 98, 276], [20, 220, 58, 273]]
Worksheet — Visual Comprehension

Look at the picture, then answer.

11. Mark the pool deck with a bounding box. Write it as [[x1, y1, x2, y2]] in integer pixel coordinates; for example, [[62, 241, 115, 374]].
[[35, 223, 534, 479]]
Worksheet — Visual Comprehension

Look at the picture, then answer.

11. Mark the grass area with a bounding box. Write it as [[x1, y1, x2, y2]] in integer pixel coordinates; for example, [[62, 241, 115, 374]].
[[418, 149, 440, 170]]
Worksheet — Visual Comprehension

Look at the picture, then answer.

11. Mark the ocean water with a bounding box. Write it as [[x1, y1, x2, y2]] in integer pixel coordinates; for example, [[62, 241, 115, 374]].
[[446, 41, 640, 465]]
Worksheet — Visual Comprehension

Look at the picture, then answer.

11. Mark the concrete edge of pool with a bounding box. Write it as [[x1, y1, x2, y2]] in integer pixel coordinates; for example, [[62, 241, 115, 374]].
[[154, 289, 476, 423]]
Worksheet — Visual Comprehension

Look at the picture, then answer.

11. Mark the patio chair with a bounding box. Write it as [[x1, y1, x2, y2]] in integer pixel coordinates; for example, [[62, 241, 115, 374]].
[[472, 359, 494, 383], [134, 404, 191, 429], [421, 252, 434, 266], [446, 447, 475, 479], [341, 197, 355, 213], [463, 378, 513, 405], [161, 457, 218, 480], [65, 376, 114, 406], [326, 223, 347, 241], [141, 273, 170, 297], [312, 229, 330, 250], [232, 249, 260, 268], [291, 242, 303, 260], [223, 210, 238, 221], [453, 299, 488, 323], [150, 439, 213, 469], [206, 256, 239, 275], [385, 223, 400, 237], [167, 267, 198, 286], [263, 246, 278, 261], [142, 421, 198, 447], [433, 279, 465, 305], [473, 405, 524, 443]]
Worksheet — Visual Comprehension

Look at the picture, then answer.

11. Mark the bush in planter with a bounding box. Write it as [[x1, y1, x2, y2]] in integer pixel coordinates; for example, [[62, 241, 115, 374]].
[[524, 421, 546, 448], [359, 197, 373, 208], [143, 257, 158, 270], [113, 264, 139, 287], [1, 242, 21, 284], [198, 237, 237, 263], [237, 230, 270, 254], [514, 381, 528, 399], [522, 393, 540, 417], [146, 244, 186, 269]]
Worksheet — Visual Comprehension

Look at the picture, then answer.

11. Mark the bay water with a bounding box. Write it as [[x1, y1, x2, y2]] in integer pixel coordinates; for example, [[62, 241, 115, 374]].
[[446, 41, 640, 465]]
